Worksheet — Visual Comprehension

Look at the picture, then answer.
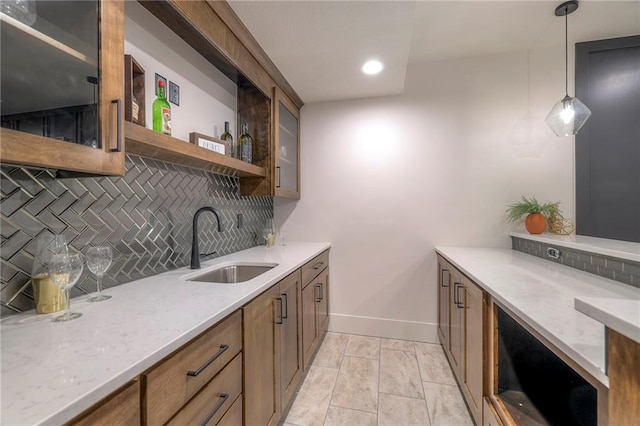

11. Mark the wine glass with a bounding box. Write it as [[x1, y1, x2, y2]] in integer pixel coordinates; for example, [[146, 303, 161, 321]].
[[86, 246, 113, 302], [49, 253, 84, 322]]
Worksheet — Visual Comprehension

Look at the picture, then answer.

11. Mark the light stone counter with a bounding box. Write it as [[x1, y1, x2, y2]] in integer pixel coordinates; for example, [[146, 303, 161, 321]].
[[435, 247, 640, 387], [575, 297, 640, 344], [1, 242, 330, 426]]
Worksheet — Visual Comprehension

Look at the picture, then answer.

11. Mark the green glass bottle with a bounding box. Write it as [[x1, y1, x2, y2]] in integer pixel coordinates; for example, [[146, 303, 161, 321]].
[[220, 121, 235, 157], [238, 123, 253, 163], [153, 80, 171, 135]]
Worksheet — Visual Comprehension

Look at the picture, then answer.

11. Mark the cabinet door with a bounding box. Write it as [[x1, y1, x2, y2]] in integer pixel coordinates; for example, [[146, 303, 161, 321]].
[[274, 88, 300, 199], [461, 275, 483, 425], [70, 380, 140, 425], [449, 268, 464, 380], [279, 270, 302, 407], [301, 280, 319, 371], [0, 0, 125, 175], [244, 285, 280, 426], [437, 256, 450, 351], [317, 267, 329, 333]]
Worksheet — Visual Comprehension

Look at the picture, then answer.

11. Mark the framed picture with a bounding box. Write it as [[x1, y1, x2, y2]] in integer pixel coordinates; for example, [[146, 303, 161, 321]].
[[189, 132, 226, 155]]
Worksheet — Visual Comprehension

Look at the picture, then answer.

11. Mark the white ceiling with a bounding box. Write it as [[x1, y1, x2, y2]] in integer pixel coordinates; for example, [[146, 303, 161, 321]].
[[229, 1, 640, 103]]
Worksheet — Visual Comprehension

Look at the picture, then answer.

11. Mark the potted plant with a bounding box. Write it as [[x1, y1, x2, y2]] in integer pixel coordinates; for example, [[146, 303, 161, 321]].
[[506, 196, 556, 234]]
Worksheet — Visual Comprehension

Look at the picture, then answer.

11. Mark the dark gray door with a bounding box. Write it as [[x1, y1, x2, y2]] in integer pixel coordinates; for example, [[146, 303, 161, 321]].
[[575, 36, 640, 243]]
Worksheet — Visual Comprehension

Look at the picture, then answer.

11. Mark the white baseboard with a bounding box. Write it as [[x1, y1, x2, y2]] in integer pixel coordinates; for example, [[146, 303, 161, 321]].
[[328, 313, 439, 344]]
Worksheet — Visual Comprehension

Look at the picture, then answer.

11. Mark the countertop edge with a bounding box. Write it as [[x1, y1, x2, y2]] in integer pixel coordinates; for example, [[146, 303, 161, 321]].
[[574, 297, 640, 345]]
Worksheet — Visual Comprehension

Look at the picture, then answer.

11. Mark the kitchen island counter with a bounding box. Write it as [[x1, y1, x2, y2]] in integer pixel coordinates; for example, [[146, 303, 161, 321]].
[[435, 247, 640, 387]]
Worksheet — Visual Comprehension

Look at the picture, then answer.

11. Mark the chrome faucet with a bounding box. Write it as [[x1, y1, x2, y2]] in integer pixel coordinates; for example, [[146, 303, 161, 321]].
[[191, 206, 224, 269]]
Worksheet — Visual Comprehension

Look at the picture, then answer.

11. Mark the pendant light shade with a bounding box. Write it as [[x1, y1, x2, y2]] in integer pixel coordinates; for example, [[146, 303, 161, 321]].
[[545, 1, 591, 137]]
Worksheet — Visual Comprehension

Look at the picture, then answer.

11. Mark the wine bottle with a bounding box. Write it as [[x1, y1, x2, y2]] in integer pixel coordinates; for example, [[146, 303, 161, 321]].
[[220, 121, 235, 157], [153, 80, 171, 135], [239, 123, 253, 163]]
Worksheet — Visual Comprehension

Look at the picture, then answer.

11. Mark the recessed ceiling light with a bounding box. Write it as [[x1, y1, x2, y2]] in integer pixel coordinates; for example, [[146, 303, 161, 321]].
[[361, 60, 384, 75]]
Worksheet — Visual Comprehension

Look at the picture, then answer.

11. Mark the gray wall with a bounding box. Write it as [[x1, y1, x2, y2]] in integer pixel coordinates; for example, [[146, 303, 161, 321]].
[[0, 155, 272, 316]]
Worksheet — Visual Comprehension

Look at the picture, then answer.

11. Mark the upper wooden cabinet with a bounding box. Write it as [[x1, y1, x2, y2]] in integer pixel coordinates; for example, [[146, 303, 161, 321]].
[[274, 88, 300, 199], [138, 0, 303, 197], [0, 0, 125, 175]]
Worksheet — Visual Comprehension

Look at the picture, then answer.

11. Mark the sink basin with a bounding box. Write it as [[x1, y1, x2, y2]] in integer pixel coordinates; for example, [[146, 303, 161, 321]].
[[188, 263, 277, 283]]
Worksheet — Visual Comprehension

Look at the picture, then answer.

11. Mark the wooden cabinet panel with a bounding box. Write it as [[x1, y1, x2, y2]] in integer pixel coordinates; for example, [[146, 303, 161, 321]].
[[244, 285, 280, 426], [461, 275, 484, 425], [279, 270, 302, 407], [69, 380, 140, 426], [145, 311, 242, 426], [437, 257, 450, 351], [301, 277, 319, 371], [1, 0, 125, 175], [317, 268, 329, 334], [167, 354, 242, 426], [302, 251, 329, 285], [217, 394, 243, 426], [483, 398, 505, 426], [449, 267, 464, 380], [608, 329, 640, 426], [273, 88, 300, 199]]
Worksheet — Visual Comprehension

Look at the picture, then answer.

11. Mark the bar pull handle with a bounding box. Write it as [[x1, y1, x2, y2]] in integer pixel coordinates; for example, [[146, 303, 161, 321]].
[[111, 99, 122, 152], [315, 284, 322, 302], [281, 293, 288, 319], [276, 166, 281, 188], [319, 283, 324, 301], [455, 284, 464, 308], [313, 262, 324, 270], [186, 344, 229, 376], [276, 297, 283, 324], [453, 282, 459, 305], [441, 269, 449, 287], [200, 393, 229, 426]]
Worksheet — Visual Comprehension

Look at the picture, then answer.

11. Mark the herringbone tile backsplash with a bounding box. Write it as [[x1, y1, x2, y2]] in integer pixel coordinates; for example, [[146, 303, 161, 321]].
[[0, 155, 273, 316]]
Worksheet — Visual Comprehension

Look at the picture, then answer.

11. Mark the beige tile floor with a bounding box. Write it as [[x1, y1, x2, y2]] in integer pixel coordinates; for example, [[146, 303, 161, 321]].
[[284, 333, 474, 426]]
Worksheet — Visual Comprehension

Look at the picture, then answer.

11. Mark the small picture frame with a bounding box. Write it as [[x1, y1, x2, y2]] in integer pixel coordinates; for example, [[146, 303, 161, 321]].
[[189, 132, 226, 155], [124, 55, 145, 126]]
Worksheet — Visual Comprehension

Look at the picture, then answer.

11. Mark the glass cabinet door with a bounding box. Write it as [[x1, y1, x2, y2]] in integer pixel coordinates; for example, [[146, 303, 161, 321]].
[[275, 90, 300, 198], [0, 0, 124, 175]]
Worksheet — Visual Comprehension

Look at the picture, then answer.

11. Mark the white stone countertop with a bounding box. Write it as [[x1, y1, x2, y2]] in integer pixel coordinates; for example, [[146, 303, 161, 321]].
[[574, 297, 640, 345], [435, 247, 640, 387], [509, 232, 640, 263], [1, 242, 331, 426]]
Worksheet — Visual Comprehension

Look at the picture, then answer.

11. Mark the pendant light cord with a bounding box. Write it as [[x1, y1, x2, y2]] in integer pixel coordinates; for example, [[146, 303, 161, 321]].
[[565, 9, 569, 96]]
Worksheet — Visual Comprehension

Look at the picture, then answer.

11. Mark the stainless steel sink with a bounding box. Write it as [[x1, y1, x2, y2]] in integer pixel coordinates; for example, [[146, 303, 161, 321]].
[[188, 263, 277, 283]]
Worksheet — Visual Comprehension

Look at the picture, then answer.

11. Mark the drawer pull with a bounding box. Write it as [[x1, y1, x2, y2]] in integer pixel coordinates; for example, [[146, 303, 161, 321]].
[[276, 297, 283, 324], [312, 261, 324, 270], [186, 344, 229, 377], [315, 284, 323, 302], [281, 293, 288, 319], [200, 393, 229, 426]]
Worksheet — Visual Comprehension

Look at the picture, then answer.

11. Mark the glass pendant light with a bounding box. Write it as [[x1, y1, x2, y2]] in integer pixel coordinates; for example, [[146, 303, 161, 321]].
[[545, 0, 591, 137]]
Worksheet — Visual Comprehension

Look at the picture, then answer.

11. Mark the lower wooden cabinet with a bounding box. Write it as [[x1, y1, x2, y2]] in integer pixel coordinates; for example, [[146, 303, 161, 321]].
[[144, 310, 242, 425], [69, 380, 140, 425], [243, 284, 281, 426], [301, 266, 329, 371], [279, 270, 303, 408], [436, 254, 484, 426]]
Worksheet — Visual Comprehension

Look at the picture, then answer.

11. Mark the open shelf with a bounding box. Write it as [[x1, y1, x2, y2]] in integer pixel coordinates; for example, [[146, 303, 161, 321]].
[[125, 122, 266, 178]]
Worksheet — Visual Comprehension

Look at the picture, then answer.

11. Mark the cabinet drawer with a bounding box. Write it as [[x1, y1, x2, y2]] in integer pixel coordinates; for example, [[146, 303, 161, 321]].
[[69, 380, 140, 425], [217, 394, 242, 426], [145, 310, 242, 425], [302, 250, 329, 287], [168, 354, 242, 426]]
